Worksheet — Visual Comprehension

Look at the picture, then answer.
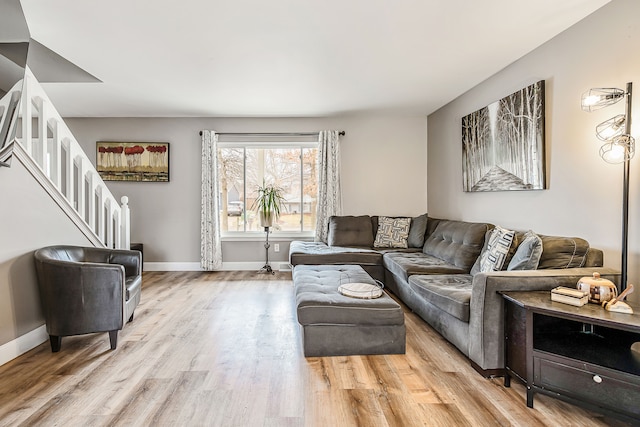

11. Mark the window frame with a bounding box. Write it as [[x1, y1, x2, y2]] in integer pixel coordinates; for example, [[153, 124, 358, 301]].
[[218, 140, 318, 240]]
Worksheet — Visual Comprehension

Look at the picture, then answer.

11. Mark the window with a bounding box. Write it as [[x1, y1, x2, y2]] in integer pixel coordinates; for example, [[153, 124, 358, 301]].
[[218, 142, 317, 235]]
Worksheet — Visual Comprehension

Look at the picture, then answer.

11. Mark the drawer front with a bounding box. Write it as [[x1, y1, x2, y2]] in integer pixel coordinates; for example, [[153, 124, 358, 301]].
[[534, 356, 640, 418]]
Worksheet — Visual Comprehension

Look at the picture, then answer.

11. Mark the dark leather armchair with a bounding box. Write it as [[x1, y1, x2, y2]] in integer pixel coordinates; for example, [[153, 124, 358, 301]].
[[34, 245, 142, 352]]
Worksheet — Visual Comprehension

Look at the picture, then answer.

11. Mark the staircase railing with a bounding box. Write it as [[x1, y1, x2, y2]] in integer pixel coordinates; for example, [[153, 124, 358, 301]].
[[10, 68, 130, 249]]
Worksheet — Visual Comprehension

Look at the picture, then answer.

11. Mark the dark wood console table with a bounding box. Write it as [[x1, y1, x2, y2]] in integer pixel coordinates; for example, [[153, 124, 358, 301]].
[[501, 291, 640, 424]]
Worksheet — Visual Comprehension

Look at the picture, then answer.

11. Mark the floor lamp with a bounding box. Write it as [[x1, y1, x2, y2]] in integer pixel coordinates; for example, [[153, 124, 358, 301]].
[[581, 82, 634, 291]]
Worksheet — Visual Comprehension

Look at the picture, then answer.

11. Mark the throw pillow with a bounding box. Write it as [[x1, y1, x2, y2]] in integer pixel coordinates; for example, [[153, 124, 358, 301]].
[[479, 226, 516, 272], [503, 230, 526, 269], [407, 213, 428, 248], [373, 216, 411, 248], [507, 230, 543, 270]]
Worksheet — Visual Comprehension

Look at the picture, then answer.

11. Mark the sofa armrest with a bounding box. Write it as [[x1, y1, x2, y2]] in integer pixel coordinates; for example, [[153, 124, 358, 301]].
[[37, 261, 127, 335], [467, 267, 620, 373], [109, 249, 142, 277]]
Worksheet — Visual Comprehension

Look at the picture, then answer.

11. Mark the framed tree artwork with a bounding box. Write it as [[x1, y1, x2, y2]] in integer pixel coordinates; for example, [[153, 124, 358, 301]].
[[96, 141, 169, 182], [462, 80, 546, 192]]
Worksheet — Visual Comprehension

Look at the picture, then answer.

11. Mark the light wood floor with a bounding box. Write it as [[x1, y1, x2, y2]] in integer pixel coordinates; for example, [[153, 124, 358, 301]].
[[0, 271, 632, 427]]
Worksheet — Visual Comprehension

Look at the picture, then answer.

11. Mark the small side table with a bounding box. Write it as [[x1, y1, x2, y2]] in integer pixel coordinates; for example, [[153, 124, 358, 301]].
[[501, 291, 640, 424]]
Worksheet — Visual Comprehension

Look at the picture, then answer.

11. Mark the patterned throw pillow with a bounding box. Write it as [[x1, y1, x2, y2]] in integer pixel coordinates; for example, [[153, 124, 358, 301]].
[[373, 216, 411, 248], [479, 226, 515, 272]]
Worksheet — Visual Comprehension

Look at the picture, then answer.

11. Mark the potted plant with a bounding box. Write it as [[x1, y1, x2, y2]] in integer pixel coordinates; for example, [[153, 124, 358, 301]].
[[253, 181, 285, 228]]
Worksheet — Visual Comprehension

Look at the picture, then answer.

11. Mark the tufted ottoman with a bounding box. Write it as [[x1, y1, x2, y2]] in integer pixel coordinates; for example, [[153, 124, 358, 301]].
[[293, 265, 405, 357]]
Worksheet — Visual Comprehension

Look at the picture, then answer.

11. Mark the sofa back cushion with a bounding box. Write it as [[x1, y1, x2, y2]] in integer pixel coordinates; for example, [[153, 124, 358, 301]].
[[585, 248, 603, 267], [327, 215, 374, 247], [537, 235, 590, 269], [38, 246, 111, 264], [422, 220, 493, 270], [408, 213, 429, 248]]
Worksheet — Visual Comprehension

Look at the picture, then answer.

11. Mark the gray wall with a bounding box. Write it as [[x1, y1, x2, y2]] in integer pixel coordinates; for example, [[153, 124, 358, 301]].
[[427, 0, 640, 302], [1, 114, 426, 350], [65, 116, 428, 265], [0, 154, 92, 346]]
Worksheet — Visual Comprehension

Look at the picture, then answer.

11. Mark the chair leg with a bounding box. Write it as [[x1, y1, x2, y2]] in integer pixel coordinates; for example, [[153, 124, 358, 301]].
[[108, 330, 118, 350], [128, 311, 134, 323], [49, 335, 61, 352]]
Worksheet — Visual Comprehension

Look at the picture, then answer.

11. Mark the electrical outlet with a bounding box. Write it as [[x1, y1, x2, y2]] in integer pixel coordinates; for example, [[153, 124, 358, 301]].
[[274, 244, 280, 252]]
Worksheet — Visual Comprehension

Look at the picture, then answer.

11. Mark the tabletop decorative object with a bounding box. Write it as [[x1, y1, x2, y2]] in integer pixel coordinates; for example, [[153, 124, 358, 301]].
[[602, 283, 634, 314], [577, 272, 618, 304]]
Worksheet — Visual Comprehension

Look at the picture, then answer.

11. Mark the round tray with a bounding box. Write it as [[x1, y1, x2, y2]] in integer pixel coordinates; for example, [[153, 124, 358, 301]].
[[338, 282, 383, 299]]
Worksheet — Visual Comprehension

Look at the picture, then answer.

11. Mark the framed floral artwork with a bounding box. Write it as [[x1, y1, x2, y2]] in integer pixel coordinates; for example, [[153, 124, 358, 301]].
[[96, 141, 169, 182]]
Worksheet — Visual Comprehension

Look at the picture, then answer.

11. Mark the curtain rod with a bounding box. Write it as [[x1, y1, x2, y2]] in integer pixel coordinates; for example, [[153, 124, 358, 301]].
[[198, 131, 345, 137]]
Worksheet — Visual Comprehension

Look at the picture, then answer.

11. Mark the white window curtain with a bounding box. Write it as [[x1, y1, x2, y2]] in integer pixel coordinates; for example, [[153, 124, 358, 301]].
[[201, 130, 222, 270], [315, 130, 343, 242]]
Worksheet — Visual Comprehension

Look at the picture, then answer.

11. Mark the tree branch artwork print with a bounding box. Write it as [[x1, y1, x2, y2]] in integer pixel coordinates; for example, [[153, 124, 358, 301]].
[[462, 80, 546, 192], [97, 141, 169, 182]]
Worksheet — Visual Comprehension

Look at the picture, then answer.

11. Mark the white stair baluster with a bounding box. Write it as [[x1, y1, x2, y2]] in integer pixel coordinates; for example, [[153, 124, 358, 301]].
[[11, 67, 132, 249], [120, 196, 130, 249], [50, 119, 61, 188]]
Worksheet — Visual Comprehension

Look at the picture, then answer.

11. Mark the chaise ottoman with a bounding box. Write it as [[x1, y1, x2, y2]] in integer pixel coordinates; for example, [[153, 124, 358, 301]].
[[293, 264, 406, 357]]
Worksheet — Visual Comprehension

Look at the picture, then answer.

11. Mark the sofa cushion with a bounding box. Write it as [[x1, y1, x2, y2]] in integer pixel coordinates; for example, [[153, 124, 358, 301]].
[[373, 216, 411, 248], [422, 220, 493, 271], [125, 275, 142, 301], [383, 252, 468, 282], [507, 230, 543, 270], [375, 247, 421, 254], [328, 215, 374, 247], [408, 213, 429, 248], [408, 274, 473, 322], [293, 265, 404, 327], [585, 248, 604, 267], [537, 235, 590, 269], [289, 241, 382, 266], [478, 226, 515, 272]]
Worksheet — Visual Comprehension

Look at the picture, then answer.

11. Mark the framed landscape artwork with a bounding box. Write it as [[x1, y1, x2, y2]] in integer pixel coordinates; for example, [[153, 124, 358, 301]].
[[462, 80, 546, 192], [96, 141, 169, 182]]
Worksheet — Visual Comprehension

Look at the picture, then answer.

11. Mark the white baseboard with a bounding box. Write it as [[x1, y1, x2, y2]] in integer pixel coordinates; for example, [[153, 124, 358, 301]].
[[0, 325, 47, 367], [144, 262, 202, 271], [143, 262, 291, 272]]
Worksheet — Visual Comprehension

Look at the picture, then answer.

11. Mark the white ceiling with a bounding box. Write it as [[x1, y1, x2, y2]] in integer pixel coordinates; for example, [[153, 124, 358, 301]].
[[19, 0, 610, 118]]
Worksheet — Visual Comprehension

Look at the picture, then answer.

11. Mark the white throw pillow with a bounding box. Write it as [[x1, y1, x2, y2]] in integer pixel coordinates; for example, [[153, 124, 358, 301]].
[[479, 226, 515, 272]]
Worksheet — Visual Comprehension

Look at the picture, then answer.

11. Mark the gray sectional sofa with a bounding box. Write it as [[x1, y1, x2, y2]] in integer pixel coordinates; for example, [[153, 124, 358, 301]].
[[289, 214, 620, 376]]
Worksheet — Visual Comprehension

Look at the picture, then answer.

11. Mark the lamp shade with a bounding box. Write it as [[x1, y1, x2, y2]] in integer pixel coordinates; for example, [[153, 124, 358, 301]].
[[599, 134, 635, 164], [595, 114, 626, 141], [581, 87, 625, 112]]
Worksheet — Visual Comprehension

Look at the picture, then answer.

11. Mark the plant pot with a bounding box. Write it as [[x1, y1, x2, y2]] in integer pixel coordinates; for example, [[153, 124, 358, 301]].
[[259, 211, 273, 228]]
